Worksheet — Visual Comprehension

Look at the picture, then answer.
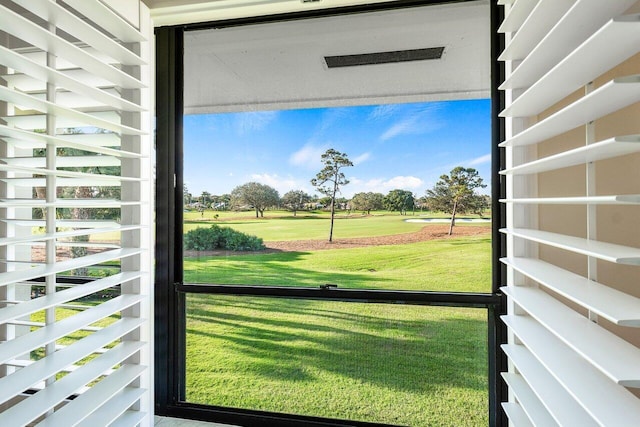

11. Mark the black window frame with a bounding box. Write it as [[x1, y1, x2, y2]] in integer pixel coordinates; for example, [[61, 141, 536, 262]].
[[155, 1, 507, 425]]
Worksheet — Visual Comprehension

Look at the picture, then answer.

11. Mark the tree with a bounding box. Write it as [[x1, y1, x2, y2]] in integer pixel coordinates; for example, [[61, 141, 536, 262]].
[[350, 192, 384, 214], [425, 166, 487, 235], [183, 184, 192, 205], [199, 191, 211, 206], [230, 182, 280, 218], [282, 190, 311, 216], [311, 149, 353, 242], [384, 189, 415, 215]]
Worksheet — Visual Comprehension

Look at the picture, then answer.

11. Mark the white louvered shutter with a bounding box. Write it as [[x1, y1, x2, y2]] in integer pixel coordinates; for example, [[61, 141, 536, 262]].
[[499, 0, 640, 425], [0, 1, 153, 426]]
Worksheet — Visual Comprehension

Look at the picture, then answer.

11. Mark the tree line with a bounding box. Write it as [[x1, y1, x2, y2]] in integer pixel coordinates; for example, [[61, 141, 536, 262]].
[[184, 149, 488, 236]]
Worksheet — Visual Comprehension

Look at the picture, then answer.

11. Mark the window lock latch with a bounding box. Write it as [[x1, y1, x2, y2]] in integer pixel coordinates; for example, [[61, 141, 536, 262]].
[[320, 283, 338, 290]]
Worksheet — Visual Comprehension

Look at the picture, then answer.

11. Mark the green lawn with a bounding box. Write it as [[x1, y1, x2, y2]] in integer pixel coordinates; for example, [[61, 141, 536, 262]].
[[185, 235, 491, 293], [183, 211, 492, 425], [186, 295, 488, 426], [184, 209, 489, 241]]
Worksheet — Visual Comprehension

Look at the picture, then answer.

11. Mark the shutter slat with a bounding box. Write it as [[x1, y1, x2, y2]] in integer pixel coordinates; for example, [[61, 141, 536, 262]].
[[0, 318, 144, 407], [501, 402, 535, 427], [499, 0, 575, 61], [12, 0, 145, 66], [0, 342, 145, 427], [37, 369, 146, 427], [500, 136, 640, 175], [501, 344, 596, 426], [0, 294, 143, 366], [503, 317, 640, 425], [501, 228, 640, 265], [0, 177, 123, 187], [503, 15, 640, 117], [61, 0, 147, 43], [500, 0, 637, 89], [500, 195, 640, 205], [1, 156, 120, 167], [503, 287, 640, 386], [500, 76, 640, 141], [0, 164, 141, 182], [106, 409, 147, 427], [0, 272, 141, 325], [501, 372, 557, 427], [0, 45, 144, 112], [0, 224, 139, 249], [2, 68, 114, 91], [498, 0, 540, 33], [0, 5, 144, 89], [75, 386, 146, 427], [502, 257, 640, 326], [0, 86, 145, 136], [0, 248, 142, 287], [0, 199, 141, 208], [0, 125, 141, 158]]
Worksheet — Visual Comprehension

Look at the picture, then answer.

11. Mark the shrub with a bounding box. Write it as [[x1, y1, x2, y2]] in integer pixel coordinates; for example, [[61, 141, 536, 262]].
[[184, 225, 265, 251]]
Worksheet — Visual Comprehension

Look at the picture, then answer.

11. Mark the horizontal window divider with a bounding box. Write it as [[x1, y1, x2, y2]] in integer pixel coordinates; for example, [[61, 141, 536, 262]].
[[497, 0, 537, 33], [43, 379, 146, 427], [501, 402, 535, 427], [0, 125, 142, 158], [500, 195, 640, 205], [0, 86, 145, 136], [503, 286, 640, 386], [501, 372, 557, 427], [0, 247, 142, 287], [500, 227, 640, 265], [61, 0, 147, 43], [500, 0, 637, 90], [502, 257, 640, 326], [502, 14, 640, 116], [498, 0, 574, 62], [0, 294, 144, 366], [0, 224, 141, 247], [500, 76, 640, 145], [12, 0, 146, 67], [501, 343, 598, 426], [0, 45, 144, 113], [178, 284, 500, 308], [0, 271, 140, 325], [502, 316, 640, 425], [0, 5, 144, 90], [1, 341, 145, 427], [500, 135, 640, 174]]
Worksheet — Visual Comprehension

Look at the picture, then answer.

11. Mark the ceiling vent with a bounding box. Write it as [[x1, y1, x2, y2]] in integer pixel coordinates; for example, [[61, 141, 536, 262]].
[[324, 47, 445, 68]]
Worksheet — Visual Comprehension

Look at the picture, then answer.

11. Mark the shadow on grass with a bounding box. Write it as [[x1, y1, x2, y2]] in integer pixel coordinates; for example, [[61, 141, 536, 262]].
[[184, 251, 387, 288], [186, 296, 487, 394]]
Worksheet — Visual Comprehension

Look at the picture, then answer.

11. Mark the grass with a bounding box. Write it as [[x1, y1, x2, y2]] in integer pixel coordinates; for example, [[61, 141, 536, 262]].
[[186, 295, 488, 426], [184, 209, 489, 241], [183, 220, 492, 425], [185, 235, 491, 293]]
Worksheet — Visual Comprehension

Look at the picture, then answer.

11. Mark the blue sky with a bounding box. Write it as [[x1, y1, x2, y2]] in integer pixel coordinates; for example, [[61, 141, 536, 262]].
[[183, 99, 491, 199]]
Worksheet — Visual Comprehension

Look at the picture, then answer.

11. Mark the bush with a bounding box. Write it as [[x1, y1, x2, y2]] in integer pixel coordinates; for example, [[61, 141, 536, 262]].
[[184, 225, 265, 251]]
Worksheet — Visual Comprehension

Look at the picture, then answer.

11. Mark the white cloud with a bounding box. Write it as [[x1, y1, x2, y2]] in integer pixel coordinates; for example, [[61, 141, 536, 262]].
[[369, 104, 400, 120], [235, 111, 278, 134], [379, 104, 445, 141], [289, 143, 327, 169], [467, 153, 491, 166], [352, 152, 371, 165]]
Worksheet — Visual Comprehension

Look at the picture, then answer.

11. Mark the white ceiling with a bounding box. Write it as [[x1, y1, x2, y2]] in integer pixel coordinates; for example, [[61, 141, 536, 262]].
[[182, 1, 490, 114]]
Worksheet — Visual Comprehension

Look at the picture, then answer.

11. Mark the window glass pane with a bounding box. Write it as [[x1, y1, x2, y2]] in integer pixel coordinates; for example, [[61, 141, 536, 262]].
[[183, 101, 491, 292], [186, 295, 488, 426]]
